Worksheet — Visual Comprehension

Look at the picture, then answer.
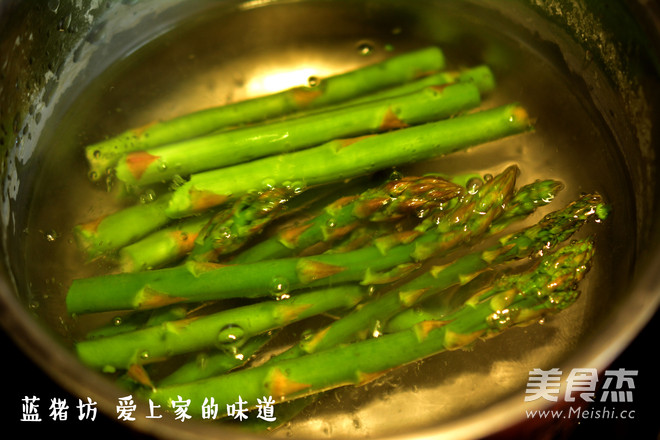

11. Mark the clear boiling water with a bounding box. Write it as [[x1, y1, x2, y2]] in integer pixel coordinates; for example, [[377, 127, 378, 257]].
[[19, 1, 635, 437]]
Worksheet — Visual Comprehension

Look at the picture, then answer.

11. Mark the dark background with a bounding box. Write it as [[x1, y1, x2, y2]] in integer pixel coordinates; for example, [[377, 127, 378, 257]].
[[2, 309, 658, 439]]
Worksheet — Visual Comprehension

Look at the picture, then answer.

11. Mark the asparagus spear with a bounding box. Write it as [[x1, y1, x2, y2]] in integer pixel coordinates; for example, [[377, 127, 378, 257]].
[[85, 305, 189, 339], [185, 174, 501, 390], [383, 178, 565, 332], [187, 185, 299, 263], [276, 189, 602, 360], [118, 214, 212, 272], [156, 175, 465, 388], [73, 103, 531, 250], [383, 272, 497, 334], [486, 179, 564, 234], [153, 176, 472, 387], [74, 194, 173, 260], [289, 65, 496, 119], [240, 233, 593, 426], [165, 103, 533, 217], [233, 177, 565, 426], [147, 238, 596, 416], [114, 83, 482, 187], [233, 175, 464, 264], [156, 332, 275, 387], [117, 180, 346, 271], [341, 65, 496, 105], [85, 46, 446, 181], [65, 167, 517, 315], [75, 284, 369, 371]]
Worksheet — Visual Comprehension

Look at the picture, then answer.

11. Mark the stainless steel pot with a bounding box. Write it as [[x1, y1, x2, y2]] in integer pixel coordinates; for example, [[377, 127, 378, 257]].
[[1, 1, 658, 438]]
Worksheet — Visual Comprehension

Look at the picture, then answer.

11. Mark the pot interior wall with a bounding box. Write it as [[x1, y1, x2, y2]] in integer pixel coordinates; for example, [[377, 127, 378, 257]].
[[1, 1, 658, 439]]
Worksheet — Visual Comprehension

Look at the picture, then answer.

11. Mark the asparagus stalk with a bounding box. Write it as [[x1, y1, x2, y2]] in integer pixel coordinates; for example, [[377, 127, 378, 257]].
[[277, 189, 601, 360], [236, 177, 565, 426], [85, 305, 189, 339], [383, 178, 565, 332], [161, 175, 466, 392], [147, 238, 596, 416], [157, 333, 275, 387], [114, 83, 482, 187], [74, 194, 173, 260], [320, 174, 558, 256], [246, 233, 591, 427], [117, 181, 345, 271], [118, 214, 212, 272], [73, 103, 531, 252], [85, 46, 446, 181], [165, 103, 533, 217], [65, 167, 517, 315], [211, 175, 506, 394], [290, 65, 496, 119], [383, 273, 496, 334], [342, 65, 496, 105], [486, 179, 564, 234], [233, 175, 463, 264], [75, 284, 369, 371], [187, 185, 300, 263]]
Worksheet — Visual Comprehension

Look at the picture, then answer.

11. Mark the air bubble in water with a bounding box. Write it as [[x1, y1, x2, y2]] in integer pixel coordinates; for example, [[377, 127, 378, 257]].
[[269, 277, 290, 296], [289, 180, 306, 194], [262, 178, 276, 189], [217, 324, 246, 346], [140, 189, 156, 204], [466, 177, 483, 195], [389, 170, 403, 181], [357, 41, 374, 56]]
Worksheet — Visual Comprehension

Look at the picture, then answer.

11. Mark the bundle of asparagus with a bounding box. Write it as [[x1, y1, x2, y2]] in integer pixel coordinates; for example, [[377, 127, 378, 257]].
[[66, 45, 610, 428]]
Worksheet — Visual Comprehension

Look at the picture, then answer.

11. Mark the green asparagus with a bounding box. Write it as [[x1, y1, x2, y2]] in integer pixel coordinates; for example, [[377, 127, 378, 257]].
[[233, 175, 464, 264], [158, 333, 275, 387], [187, 185, 299, 263], [275, 190, 604, 360], [165, 103, 533, 217], [65, 167, 517, 315], [118, 215, 211, 272], [85, 305, 189, 339], [85, 46, 446, 181], [75, 284, 369, 371], [73, 102, 531, 254], [146, 238, 596, 416], [114, 83, 482, 187], [74, 194, 174, 260], [230, 177, 565, 425], [117, 180, 346, 272], [291, 65, 496, 119]]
